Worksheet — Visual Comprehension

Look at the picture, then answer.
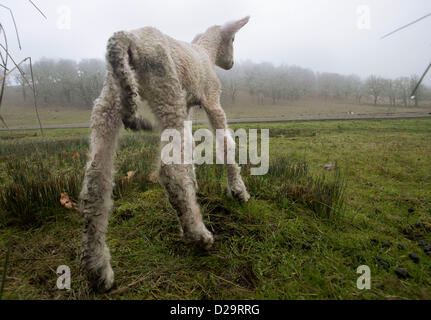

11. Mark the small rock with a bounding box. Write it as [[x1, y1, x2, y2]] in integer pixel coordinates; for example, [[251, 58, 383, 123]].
[[302, 242, 311, 250], [408, 207, 415, 213], [375, 257, 390, 269], [382, 241, 392, 248], [409, 253, 419, 264], [394, 269, 411, 279]]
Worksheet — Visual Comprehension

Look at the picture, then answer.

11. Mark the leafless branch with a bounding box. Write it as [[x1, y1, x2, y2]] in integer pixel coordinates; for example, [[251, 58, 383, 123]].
[[0, 44, 44, 135], [28, 0, 47, 20], [0, 4, 22, 50], [0, 24, 10, 129], [381, 12, 431, 39], [381, 13, 431, 100], [410, 62, 431, 99], [0, 57, 29, 81], [0, 59, 8, 70], [0, 3, 46, 135]]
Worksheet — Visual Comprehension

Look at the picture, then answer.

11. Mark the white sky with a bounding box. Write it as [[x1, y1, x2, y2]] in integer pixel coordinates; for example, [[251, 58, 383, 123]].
[[1, 0, 430, 84]]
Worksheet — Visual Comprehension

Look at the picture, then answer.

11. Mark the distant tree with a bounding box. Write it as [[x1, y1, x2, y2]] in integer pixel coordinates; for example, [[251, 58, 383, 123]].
[[77, 59, 106, 108], [341, 75, 357, 99], [383, 79, 396, 106], [242, 62, 267, 105], [317, 72, 344, 99], [316, 72, 331, 99], [349, 75, 365, 104], [241, 61, 260, 98], [217, 68, 240, 104], [13, 68, 28, 101], [32, 58, 57, 104], [55, 59, 78, 104], [283, 66, 315, 100], [409, 75, 424, 107], [394, 77, 410, 107], [365, 75, 385, 105]]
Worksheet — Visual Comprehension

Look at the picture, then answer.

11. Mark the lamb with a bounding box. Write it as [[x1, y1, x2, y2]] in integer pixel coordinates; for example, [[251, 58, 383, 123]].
[[80, 16, 251, 292]]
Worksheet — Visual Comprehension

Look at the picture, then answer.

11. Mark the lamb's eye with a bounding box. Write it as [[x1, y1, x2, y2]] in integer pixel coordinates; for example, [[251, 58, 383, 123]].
[[232, 37, 235, 43]]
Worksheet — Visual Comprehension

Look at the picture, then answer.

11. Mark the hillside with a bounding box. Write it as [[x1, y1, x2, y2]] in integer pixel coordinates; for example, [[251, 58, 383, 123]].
[[1, 90, 431, 129]]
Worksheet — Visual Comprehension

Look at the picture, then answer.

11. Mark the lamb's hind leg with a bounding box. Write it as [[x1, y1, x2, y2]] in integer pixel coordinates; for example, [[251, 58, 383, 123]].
[[156, 104, 214, 249], [80, 86, 122, 292]]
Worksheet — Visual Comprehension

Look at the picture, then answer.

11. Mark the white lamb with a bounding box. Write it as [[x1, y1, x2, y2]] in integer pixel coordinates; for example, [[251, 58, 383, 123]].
[[80, 16, 251, 292]]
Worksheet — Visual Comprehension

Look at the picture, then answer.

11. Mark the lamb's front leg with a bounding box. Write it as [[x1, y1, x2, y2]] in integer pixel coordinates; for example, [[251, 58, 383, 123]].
[[204, 102, 250, 203], [80, 95, 122, 292]]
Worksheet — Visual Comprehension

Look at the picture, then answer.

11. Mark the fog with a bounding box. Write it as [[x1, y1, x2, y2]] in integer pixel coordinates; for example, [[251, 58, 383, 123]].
[[1, 0, 430, 84]]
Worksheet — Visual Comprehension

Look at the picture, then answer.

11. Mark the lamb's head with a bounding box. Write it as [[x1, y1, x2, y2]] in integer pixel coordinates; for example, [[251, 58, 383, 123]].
[[194, 16, 250, 70], [215, 16, 249, 69]]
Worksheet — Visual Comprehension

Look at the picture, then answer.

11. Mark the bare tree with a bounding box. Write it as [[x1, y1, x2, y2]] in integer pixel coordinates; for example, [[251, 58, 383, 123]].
[[217, 68, 240, 104], [32, 58, 57, 104], [383, 79, 396, 106], [0, 1, 46, 133], [55, 59, 78, 104], [349, 75, 365, 104], [77, 59, 106, 107], [394, 77, 410, 107], [409, 75, 424, 107], [365, 75, 385, 105], [13, 67, 28, 101]]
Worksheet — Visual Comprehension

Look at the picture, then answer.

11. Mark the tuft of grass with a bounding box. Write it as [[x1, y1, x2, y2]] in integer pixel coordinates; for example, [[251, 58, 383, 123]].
[[0, 133, 159, 226], [245, 157, 345, 220]]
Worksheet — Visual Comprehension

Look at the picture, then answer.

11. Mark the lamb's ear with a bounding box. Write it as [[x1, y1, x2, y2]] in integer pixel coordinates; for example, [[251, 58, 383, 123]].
[[222, 16, 250, 34]]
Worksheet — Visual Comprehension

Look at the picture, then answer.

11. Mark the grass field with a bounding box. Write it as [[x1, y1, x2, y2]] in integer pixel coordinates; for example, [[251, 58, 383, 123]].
[[0, 118, 430, 300], [2, 93, 431, 129]]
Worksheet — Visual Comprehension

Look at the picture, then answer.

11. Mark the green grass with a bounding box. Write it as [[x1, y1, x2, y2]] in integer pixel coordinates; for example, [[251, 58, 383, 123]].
[[0, 118, 430, 300], [2, 94, 431, 129]]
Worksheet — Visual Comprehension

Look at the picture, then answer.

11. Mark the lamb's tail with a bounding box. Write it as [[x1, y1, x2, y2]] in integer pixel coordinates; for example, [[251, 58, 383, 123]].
[[106, 31, 153, 131]]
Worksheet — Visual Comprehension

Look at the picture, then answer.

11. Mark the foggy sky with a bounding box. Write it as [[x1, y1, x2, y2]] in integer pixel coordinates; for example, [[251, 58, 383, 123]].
[[1, 0, 430, 84]]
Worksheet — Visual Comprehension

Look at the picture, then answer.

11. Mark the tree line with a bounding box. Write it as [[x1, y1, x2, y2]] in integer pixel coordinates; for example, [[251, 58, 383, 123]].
[[6, 57, 431, 109], [217, 61, 430, 107], [9, 58, 106, 109]]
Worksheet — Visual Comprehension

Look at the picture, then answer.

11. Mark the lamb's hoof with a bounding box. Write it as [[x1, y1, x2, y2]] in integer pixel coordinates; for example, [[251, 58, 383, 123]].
[[87, 264, 115, 293], [197, 230, 214, 250], [184, 227, 214, 250], [230, 184, 250, 203]]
